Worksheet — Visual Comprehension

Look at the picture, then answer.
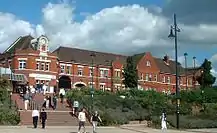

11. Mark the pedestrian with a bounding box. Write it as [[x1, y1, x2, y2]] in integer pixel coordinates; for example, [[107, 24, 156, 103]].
[[45, 96, 49, 109], [59, 88, 65, 103], [52, 94, 58, 110], [91, 111, 102, 133], [40, 108, 47, 129], [24, 91, 30, 110], [78, 108, 87, 133], [32, 109, 39, 128], [160, 110, 167, 132]]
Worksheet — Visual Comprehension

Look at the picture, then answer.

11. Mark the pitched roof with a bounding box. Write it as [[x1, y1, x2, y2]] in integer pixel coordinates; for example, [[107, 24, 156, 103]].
[[4, 35, 34, 53], [53, 46, 127, 66], [131, 52, 146, 64]]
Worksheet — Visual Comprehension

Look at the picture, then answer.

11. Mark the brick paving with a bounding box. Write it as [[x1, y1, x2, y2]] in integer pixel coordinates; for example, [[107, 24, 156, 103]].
[[0, 126, 217, 133]]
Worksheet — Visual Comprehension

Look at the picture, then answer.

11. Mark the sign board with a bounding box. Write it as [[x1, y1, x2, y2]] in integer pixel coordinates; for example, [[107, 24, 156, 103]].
[[73, 101, 79, 108]]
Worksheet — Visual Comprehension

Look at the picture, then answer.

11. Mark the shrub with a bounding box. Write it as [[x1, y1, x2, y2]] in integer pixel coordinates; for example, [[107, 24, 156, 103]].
[[0, 108, 20, 125]]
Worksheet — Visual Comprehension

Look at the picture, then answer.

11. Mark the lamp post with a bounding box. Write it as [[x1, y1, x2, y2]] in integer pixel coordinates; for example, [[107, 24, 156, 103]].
[[90, 53, 96, 112], [168, 13, 181, 129], [105, 60, 113, 92], [193, 57, 196, 89], [71, 59, 75, 88], [184, 53, 188, 90]]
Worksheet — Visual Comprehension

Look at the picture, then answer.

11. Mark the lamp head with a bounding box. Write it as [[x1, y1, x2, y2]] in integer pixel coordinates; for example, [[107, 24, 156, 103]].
[[184, 53, 188, 56], [168, 26, 175, 38]]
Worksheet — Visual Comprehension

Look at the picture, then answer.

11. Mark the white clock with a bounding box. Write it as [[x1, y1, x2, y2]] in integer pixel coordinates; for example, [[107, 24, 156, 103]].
[[40, 38, 47, 45]]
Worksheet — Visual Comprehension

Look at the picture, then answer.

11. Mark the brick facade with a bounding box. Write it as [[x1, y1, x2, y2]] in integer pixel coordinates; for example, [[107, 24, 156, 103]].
[[0, 35, 201, 93]]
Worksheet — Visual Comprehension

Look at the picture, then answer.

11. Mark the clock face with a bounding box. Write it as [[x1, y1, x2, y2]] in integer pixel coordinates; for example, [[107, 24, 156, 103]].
[[40, 38, 47, 45]]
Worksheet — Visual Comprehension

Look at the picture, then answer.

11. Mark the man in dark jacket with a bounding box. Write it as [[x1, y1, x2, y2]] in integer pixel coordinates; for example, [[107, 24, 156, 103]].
[[40, 108, 47, 129]]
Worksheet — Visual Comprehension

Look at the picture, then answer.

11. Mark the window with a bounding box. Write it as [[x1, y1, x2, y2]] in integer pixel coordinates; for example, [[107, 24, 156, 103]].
[[167, 77, 171, 84], [78, 68, 83, 76], [154, 74, 157, 82], [100, 84, 105, 91], [104, 70, 108, 77], [140, 73, 144, 80], [149, 74, 152, 81], [60, 65, 65, 73], [66, 66, 71, 74], [146, 61, 151, 67], [115, 70, 121, 77], [36, 62, 40, 70], [45, 63, 49, 71], [145, 73, 149, 81], [19, 60, 26, 69], [36, 80, 39, 84], [162, 76, 166, 83], [179, 77, 183, 85], [188, 79, 192, 85], [41, 63, 45, 70], [89, 68, 93, 76], [100, 70, 104, 77]]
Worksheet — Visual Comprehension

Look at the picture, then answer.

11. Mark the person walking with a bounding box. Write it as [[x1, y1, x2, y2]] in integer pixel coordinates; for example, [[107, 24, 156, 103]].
[[91, 111, 102, 133], [32, 109, 39, 128], [24, 91, 30, 110], [78, 108, 87, 133], [40, 108, 47, 129], [59, 88, 65, 103], [160, 110, 167, 132], [52, 94, 58, 110]]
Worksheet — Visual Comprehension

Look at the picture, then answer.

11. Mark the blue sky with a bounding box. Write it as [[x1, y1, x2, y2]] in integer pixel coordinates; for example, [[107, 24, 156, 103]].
[[0, 0, 163, 24], [0, 0, 217, 72]]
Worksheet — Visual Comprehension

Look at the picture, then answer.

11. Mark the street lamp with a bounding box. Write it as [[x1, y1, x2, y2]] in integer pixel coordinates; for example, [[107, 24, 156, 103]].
[[193, 56, 196, 89], [90, 53, 96, 112], [71, 59, 75, 88], [168, 13, 181, 129], [201, 69, 204, 110], [184, 53, 188, 90], [105, 60, 113, 92]]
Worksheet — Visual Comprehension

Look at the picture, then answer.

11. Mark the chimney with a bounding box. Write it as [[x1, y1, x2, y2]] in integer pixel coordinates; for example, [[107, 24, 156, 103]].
[[163, 55, 170, 65]]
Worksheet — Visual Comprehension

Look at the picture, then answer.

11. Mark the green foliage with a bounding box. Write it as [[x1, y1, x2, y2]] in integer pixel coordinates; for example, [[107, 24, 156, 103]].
[[66, 86, 217, 129], [123, 56, 138, 88], [197, 59, 216, 87], [0, 78, 20, 125]]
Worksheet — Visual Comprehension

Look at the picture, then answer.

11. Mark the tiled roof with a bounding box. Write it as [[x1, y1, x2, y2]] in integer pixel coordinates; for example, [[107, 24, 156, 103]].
[[53, 46, 127, 66], [4, 35, 34, 54]]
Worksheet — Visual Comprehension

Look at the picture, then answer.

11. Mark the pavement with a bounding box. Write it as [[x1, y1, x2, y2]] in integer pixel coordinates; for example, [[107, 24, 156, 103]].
[[0, 126, 217, 133]]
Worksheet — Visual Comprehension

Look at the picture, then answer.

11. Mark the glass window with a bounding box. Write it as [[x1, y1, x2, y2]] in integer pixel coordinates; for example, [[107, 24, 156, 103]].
[[115, 70, 121, 77], [145, 73, 149, 81], [41, 63, 45, 70], [78, 68, 83, 76], [162, 76, 166, 83], [66, 66, 71, 74], [167, 77, 171, 83], [19, 60, 26, 69], [100, 70, 104, 77], [100, 84, 105, 91], [45, 63, 49, 71], [146, 61, 151, 66], [154, 74, 157, 82], [60, 65, 65, 73], [36, 62, 40, 70], [104, 70, 108, 77]]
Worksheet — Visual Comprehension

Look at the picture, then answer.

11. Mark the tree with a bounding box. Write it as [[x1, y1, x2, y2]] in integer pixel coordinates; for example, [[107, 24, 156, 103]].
[[123, 56, 138, 88], [197, 59, 216, 87]]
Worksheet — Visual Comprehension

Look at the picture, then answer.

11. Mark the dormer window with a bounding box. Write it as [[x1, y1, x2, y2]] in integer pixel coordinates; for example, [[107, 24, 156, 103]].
[[146, 61, 151, 67]]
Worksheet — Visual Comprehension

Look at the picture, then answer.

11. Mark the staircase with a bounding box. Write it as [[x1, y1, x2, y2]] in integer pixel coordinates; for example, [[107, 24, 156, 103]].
[[12, 93, 79, 126]]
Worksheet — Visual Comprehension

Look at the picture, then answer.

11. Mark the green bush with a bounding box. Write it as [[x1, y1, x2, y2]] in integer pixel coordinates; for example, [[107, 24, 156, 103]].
[[0, 108, 20, 125]]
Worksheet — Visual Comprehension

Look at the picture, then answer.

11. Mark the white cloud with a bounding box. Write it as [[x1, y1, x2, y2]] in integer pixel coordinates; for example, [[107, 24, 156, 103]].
[[0, 2, 216, 73]]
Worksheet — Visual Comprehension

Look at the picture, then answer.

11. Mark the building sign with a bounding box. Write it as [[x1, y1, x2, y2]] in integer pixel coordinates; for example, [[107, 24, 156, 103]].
[[73, 101, 79, 108]]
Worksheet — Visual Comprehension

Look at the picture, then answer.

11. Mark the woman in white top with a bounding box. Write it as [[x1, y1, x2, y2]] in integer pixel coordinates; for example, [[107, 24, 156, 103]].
[[161, 111, 167, 131]]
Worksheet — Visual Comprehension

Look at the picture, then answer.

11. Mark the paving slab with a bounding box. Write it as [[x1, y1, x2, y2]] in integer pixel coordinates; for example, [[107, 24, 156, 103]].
[[0, 126, 216, 133]]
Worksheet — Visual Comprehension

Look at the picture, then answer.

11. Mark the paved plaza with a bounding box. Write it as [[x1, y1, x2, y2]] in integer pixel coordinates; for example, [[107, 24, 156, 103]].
[[0, 126, 217, 133]]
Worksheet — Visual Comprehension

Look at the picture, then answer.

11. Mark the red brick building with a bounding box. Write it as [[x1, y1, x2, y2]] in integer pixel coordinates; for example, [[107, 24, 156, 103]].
[[0, 35, 202, 93]]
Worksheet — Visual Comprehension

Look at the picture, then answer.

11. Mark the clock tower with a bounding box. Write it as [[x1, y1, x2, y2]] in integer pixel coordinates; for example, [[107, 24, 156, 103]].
[[37, 35, 49, 52]]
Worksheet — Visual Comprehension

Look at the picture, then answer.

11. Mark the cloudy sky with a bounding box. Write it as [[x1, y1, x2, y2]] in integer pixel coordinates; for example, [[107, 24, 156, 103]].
[[0, 0, 217, 78]]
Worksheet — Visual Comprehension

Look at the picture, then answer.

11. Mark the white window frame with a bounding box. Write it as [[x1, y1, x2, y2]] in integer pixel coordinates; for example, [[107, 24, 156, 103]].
[[66, 66, 71, 74], [36, 62, 40, 70], [115, 70, 121, 78], [162, 76, 166, 83], [78, 68, 83, 76], [41, 62, 45, 71], [167, 77, 171, 84], [19, 60, 26, 69], [100, 70, 104, 77], [146, 61, 151, 67], [154, 74, 157, 82], [45, 63, 49, 71], [145, 73, 149, 81], [60, 65, 65, 73], [104, 70, 108, 77]]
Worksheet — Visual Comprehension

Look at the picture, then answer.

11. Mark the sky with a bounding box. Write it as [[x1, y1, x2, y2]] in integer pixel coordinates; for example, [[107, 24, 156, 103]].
[[0, 0, 217, 79]]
